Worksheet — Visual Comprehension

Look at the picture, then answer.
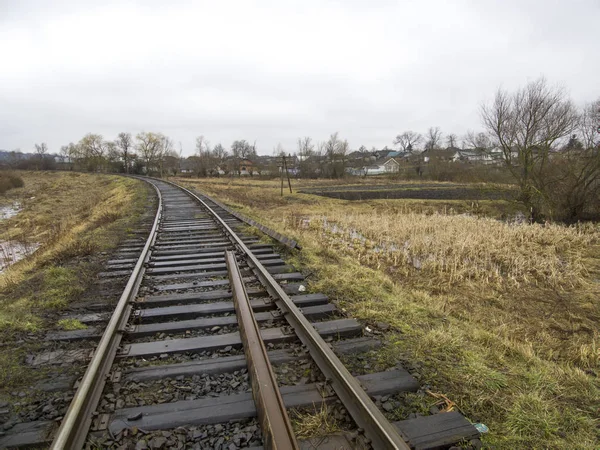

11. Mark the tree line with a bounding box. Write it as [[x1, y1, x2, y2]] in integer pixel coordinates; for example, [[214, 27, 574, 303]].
[[8, 77, 599, 222]]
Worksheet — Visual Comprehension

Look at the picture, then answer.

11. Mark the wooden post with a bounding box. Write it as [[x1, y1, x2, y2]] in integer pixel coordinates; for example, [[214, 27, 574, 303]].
[[285, 154, 292, 193], [280, 155, 284, 196]]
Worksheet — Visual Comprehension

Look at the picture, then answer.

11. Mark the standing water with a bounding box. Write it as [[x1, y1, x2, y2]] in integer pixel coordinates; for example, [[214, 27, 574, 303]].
[[0, 202, 40, 272]]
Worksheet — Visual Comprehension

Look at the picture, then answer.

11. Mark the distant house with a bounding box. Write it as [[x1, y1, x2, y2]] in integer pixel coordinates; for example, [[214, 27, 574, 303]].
[[180, 158, 195, 174], [209, 165, 226, 176], [356, 157, 401, 176], [457, 147, 506, 164], [421, 148, 459, 163], [386, 151, 403, 158], [458, 149, 492, 163], [239, 158, 254, 175], [382, 157, 400, 172]]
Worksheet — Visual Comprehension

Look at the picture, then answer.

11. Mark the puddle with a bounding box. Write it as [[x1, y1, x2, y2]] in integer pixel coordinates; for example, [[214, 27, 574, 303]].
[[0, 202, 22, 220], [0, 202, 39, 272], [0, 241, 40, 272]]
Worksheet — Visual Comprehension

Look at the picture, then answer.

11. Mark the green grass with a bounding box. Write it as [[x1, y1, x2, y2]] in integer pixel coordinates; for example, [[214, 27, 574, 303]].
[[57, 318, 87, 331], [0, 171, 150, 393]]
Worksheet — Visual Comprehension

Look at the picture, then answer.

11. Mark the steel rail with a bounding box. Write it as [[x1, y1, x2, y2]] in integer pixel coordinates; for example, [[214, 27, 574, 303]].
[[225, 251, 299, 450], [167, 180, 410, 450], [50, 181, 163, 450]]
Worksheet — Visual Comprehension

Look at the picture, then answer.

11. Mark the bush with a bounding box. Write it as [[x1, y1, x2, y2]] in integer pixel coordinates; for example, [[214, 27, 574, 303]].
[[0, 172, 24, 194], [538, 149, 600, 222]]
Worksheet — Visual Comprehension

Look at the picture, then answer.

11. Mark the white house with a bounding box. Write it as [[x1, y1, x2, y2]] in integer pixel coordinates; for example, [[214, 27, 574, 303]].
[[361, 157, 400, 175]]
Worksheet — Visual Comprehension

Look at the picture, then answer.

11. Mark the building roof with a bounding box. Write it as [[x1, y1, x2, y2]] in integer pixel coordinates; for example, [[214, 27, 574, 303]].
[[421, 148, 456, 158]]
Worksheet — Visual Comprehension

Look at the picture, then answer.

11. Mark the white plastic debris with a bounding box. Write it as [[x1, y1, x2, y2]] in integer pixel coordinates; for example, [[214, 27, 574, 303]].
[[365, 326, 372, 333], [298, 285, 306, 292], [474, 423, 489, 433]]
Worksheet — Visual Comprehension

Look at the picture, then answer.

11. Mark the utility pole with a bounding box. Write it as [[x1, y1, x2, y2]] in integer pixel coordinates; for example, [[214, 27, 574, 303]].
[[280, 155, 284, 196], [284, 153, 292, 193]]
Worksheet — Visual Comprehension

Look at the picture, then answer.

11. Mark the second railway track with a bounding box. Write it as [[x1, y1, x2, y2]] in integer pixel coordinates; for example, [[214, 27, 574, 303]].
[[3, 177, 480, 450]]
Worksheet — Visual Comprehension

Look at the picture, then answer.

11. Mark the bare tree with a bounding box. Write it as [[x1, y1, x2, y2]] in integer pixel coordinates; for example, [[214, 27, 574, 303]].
[[446, 133, 458, 148], [77, 133, 106, 171], [579, 99, 600, 150], [322, 132, 348, 178], [60, 142, 78, 169], [463, 131, 492, 150], [297, 137, 314, 159], [212, 143, 227, 161], [33, 142, 48, 170], [324, 132, 339, 160], [34, 142, 48, 156], [481, 77, 579, 219], [393, 131, 423, 152], [425, 127, 443, 151], [105, 141, 120, 170], [59, 145, 69, 160], [195, 135, 209, 155], [195, 135, 211, 177], [158, 135, 174, 177], [231, 140, 255, 159], [336, 139, 349, 158], [297, 137, 317, 177], [210, 143, 228, 176], [135, 132, 164, 175], [230, 140, 256, 176], [116, 132, 133, 173], [273, 143, 285, 157]]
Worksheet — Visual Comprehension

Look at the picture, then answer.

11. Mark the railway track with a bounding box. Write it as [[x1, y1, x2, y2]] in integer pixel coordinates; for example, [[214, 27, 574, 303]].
[[1, 178, 480, 450]]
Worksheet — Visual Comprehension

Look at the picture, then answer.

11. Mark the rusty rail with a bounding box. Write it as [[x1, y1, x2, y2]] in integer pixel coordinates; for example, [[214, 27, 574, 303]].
[[50, 182, 163, 450], [225, 251, 299, 450], [168, 179, 411, 450]]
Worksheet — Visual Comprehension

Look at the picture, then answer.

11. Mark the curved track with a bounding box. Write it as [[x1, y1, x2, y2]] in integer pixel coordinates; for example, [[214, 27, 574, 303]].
[[40, 177, 479, 450]]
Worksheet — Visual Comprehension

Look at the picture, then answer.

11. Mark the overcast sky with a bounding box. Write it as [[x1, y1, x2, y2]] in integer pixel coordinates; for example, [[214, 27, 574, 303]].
[[0, 0, 598, 156]]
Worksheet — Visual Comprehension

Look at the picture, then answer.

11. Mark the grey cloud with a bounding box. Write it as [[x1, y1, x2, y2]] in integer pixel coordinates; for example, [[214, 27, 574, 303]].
[[0, 0, 598, 155]]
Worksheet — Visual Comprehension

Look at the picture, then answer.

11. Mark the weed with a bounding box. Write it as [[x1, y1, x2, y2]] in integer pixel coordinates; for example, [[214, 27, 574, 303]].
[[57, 318, 87, 330]]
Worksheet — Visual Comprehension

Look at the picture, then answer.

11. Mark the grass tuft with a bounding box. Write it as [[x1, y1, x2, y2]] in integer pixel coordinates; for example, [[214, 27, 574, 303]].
[[291, 403, 341, 439], [38, 267, 83, 309], [57, 318, 87, 330]]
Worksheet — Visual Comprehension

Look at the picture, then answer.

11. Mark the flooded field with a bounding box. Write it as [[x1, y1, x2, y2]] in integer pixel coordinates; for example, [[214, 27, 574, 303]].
[[300, 184, 515, 201]]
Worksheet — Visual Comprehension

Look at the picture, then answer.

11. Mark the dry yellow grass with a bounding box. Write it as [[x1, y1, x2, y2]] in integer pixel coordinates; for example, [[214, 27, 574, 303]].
[[291, 402, 342, 439], [0, 172, 148, 391], [176, 176, 600, 449], [302, 211, 594, 289]]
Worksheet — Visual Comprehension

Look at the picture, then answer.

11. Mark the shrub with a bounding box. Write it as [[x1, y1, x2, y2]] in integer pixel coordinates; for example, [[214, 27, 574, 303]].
[[0, 172, 24, 194]]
